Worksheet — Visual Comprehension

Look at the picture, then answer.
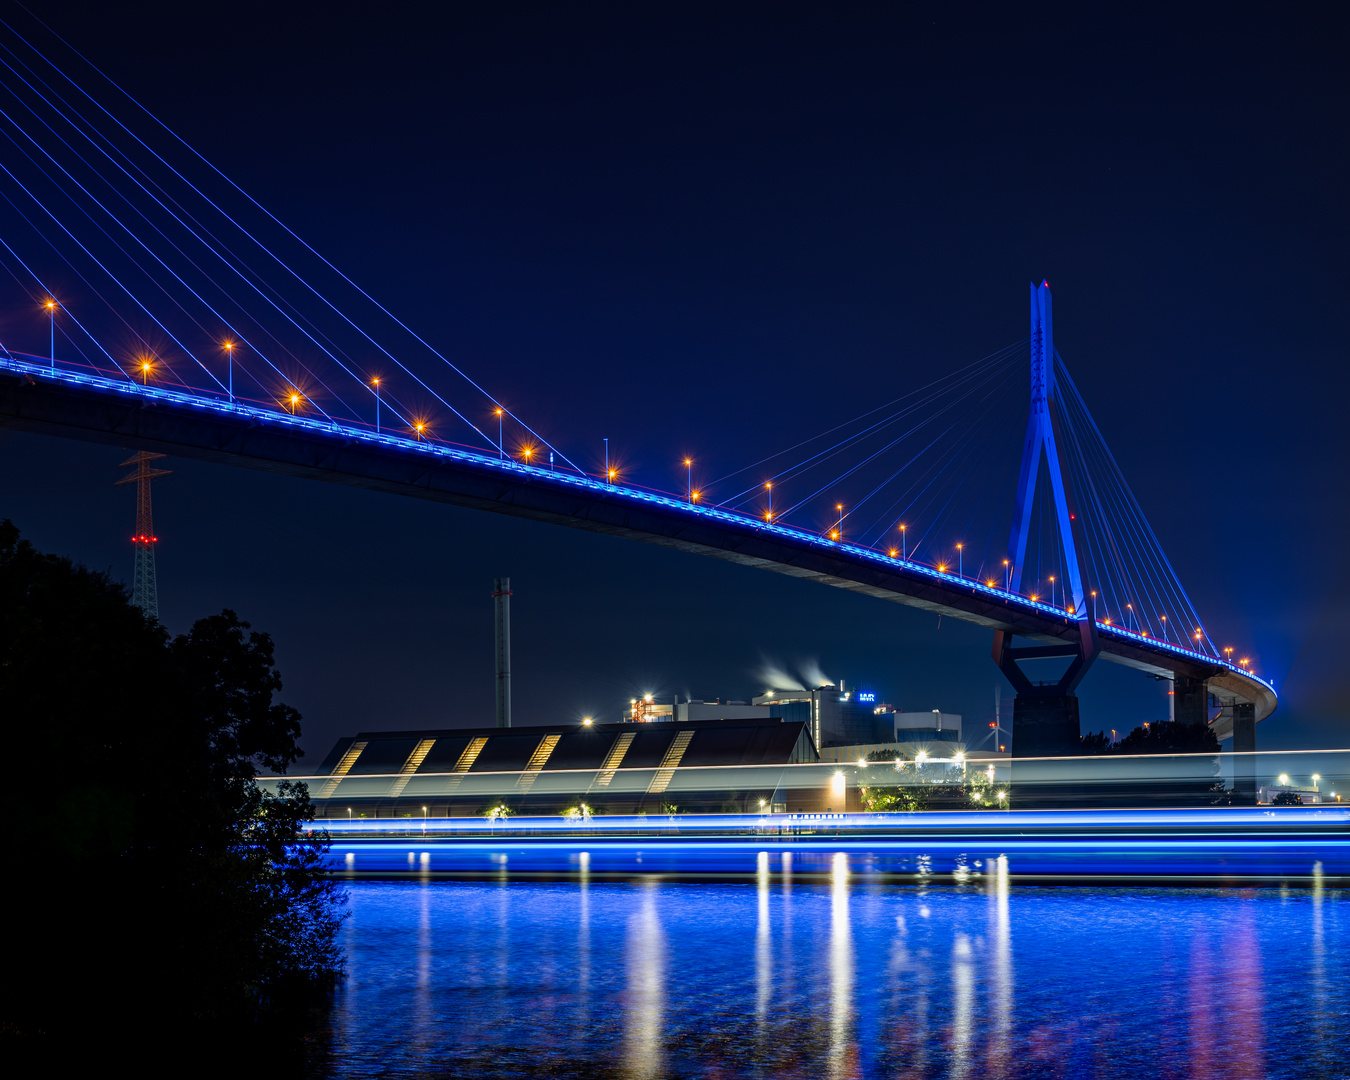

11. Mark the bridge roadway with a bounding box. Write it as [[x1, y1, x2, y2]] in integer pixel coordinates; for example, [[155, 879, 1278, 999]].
[[0, 355, 1275, 724]]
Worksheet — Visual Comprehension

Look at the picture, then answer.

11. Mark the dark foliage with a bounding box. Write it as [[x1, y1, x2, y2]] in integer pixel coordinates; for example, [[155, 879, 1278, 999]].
[[1081, 721, 1221, 755], [1271, 790, 1303, 806], [0, 520, 344, 1063]]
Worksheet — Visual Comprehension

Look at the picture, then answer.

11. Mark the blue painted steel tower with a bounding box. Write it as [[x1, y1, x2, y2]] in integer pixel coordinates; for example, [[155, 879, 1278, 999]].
[[993, 282, 1100, 762]]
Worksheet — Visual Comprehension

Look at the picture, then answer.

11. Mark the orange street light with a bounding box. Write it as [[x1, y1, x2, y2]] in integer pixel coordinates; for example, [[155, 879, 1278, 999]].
[[45, 299, 57, 369]]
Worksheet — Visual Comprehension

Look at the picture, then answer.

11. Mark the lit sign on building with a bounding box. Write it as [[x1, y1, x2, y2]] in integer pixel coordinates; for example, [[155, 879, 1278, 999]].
[[857, 692, 876, 703]]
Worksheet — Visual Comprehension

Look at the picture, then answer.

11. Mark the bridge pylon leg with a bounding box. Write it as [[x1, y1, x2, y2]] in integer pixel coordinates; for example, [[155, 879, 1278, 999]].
[[1171, 674, 1208, 726], [1231, 702, 1257, 806]]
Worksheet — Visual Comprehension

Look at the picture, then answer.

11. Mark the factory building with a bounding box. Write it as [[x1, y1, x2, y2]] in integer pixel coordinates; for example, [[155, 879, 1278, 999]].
[[308, 716, 821, 817], [751, 684, 961, 751]]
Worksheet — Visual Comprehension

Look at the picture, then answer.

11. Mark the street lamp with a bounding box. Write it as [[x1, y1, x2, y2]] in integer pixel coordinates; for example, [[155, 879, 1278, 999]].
[[957, 543, 963, 579], [371, 376, 381, 432], [765, 481, 773, 522], [1048, 574, 1055, 607], [900, 524, 907, 560], [685, 458, 693, 503], [139, 358, 152, 385], [224, 341, 235, 402], [495, 408, 504, 459], [1003, 558, 1010, 590], [414, 421, 426, 442], [45, 300, 56, 370]]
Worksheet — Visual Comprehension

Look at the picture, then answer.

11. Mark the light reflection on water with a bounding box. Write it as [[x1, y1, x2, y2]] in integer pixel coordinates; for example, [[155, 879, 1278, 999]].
[[314, 855, 1347, 1079]]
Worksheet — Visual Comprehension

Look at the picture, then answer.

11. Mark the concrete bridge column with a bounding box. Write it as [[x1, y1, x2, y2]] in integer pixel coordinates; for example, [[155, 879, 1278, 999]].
[[1012, 693, 1081, 758], [1172, 674, 1208, 727], [1232, 701, 1257, 806]]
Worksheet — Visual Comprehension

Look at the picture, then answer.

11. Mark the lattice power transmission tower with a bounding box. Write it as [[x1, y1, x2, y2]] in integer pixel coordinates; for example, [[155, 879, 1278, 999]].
[[116, 451, 171, 620]]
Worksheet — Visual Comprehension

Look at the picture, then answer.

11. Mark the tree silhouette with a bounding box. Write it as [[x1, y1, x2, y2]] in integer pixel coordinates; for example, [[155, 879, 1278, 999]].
[[0, 520, 343, 1063]]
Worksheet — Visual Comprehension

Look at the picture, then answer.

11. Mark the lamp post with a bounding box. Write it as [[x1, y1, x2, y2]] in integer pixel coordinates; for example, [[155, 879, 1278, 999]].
[[765, 482, 773, 522], [1048, 574, 1055, 608], [685, 458, 693, 503], [140, 359, 151, 385], [1003, 559, 1010, 591], [496, 408, 504, 459], [900, 524, 906, 560], [372, 377, 381, 432], [834, 503, 843, 541], [224, 341, 234, 403], [957, 543, 963, 579], [45, 300, 55, 370]]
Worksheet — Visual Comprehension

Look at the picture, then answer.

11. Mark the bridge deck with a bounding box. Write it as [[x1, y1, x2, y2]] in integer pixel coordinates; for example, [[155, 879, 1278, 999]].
[[0, 356, 1275, 721]]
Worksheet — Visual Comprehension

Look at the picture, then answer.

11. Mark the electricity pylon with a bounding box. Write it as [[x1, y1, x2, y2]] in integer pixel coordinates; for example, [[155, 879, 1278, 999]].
[[116, 451, 171, 620]]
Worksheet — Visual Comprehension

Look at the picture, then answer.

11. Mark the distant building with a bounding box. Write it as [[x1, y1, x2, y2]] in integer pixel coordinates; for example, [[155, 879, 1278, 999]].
[[754, 684, 897, 750], [891, 710, 962, 744], [627, 694, 773, 723], [309, 716, 820, 817]]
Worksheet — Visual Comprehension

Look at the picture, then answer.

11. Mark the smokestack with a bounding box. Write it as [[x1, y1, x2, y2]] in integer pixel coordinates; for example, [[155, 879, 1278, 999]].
[[493, 577, 512, 727]]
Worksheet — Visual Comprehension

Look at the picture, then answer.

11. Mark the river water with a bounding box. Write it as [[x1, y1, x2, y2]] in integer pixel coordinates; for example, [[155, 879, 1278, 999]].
[[308, 855, 1346, 1078]]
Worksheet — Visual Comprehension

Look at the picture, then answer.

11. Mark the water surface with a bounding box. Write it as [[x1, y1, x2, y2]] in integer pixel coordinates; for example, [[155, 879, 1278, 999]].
[[310, 855, 1346, 1078]]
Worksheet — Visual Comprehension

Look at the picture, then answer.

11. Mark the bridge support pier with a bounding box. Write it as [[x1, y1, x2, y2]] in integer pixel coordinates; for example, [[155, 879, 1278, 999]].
[[994, 603, 1101, 807], [1172, 674, 1208, 726], [1011, 693, 1081, 757], [1232, 701, 1257, 806]]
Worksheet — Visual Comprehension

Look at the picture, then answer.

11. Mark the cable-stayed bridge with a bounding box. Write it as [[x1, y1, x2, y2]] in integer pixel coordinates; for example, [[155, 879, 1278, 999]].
[[0, 22, 1274, 756]]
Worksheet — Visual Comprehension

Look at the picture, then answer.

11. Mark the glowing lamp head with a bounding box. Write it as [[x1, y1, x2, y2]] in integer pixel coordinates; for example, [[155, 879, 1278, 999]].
[[939, 565, 947, 573], [1278, 774, 1290, 786], [890, 549, 899, 558], [582, 717, 593, 726], [691, 490, 700, 501]]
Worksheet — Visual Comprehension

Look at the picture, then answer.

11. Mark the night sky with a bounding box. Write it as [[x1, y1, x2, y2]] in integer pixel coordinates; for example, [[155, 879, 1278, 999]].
[[3, 2, 1345, 762]]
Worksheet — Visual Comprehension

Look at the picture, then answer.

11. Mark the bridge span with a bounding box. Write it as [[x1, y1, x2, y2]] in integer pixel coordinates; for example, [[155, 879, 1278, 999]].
[[0, 351, 1275, 733]]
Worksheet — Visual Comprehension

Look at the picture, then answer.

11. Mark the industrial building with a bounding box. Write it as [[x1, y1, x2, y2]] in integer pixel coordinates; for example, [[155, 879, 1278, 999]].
[[309, 716, 821, 817], [752, 685, 962, 751]]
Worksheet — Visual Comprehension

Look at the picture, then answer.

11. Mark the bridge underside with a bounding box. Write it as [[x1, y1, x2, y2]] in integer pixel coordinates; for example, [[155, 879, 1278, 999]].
[[0, 368, 1275, 723]]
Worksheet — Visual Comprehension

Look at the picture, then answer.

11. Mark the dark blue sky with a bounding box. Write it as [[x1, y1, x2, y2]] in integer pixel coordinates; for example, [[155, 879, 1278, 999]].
[[3, 2, 1346, 761]]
